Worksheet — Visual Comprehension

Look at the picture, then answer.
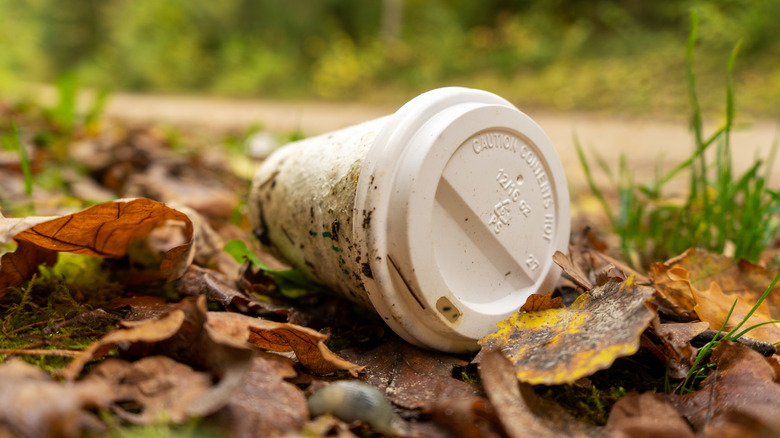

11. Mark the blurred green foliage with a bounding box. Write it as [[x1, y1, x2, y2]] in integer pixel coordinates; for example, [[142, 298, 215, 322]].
[[1, 0, 779, 115]]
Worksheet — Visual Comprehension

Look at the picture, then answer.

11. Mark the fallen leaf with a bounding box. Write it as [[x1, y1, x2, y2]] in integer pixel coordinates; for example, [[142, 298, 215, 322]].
[[176, 265, 289, 317], [0, 198, 194, 296], [84, 356, 219, 424], [63, 297, 254, 385], [0, 240, 58, 293], [477, 277, 655, 385], [109, 295, 173, 321], [208, 352, 308, 437], [426, 397, 501, 438], [665, 340, 780, 434], [643, 320, 710, 379], [60, 303, 187, 380], [0, 359, 111, 438], [650, 248, 780, 326], [606, 392, 694, 438], [128, 164, 241, 222], [567, 227, 649, 287], [340, 335, 482, 410], [520, 292, 563, 312], [61, 302, 184, 380], [554, 250, 594, 290], [478, 350, 602, 438], [667, 265, 780, 344], [206, 311, 364, 375], [301, 415, 360, 438]]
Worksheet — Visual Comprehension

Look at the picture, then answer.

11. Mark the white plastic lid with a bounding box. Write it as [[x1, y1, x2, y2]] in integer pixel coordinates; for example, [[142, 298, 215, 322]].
[[354, 87, 570, 352]]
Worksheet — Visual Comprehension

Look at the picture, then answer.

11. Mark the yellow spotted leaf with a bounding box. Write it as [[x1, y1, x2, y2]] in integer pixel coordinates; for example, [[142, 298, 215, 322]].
[[478, 278, 654, 385]]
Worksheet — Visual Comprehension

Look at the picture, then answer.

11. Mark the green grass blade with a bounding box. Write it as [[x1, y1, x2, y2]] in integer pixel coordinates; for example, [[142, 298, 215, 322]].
[[52, 72, 79, 132], [8, 122, 33, 197], [575, 135, 615, 225], [85, 88, 110, 129], [731, 320, 780, 341], [686, 9, 703, 147], [726, 271, 780, 340]]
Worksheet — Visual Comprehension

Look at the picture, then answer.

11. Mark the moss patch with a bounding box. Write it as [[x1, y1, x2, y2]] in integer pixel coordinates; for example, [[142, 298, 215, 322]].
[[0, 253, 125, 373]]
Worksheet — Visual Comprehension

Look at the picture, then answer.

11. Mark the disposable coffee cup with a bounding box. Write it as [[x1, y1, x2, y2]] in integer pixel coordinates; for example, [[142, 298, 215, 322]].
[[249, 87, 570, 352]]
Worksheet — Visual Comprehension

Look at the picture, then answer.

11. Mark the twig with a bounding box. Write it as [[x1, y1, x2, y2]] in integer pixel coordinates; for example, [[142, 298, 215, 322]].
[[0, 348, 79, 358], [42, 309, 121, 335], [691, 329, 776, 357]]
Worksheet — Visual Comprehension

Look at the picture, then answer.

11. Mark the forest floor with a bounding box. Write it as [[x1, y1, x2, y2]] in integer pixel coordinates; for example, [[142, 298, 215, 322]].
[[2, 90, 780, 437]]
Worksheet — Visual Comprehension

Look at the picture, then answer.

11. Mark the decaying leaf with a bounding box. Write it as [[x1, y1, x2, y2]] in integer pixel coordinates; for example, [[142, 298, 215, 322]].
[[0, 240, 58, 295], [478, 350, 603, 438], [650, 248, 780, 327], [0, 359, 111, 438], [340, 335, 482, 410], [59, 296, 254, 426], [0, 198, 194, 296], [63, 296, 253, 381], [208, 352, 308, 437], [520, 292, 563, 312], [665, 340, 780, 434], [60, 302, 187, 380], [206, 311, 364, 375], [176, 265, 289, 317], [84, 356, 219, 424], [553, 250, 594, 290], [643, 320, 709, 379], [566, 227, 649, 288], [109, 295, 174, 321], [665, 263, 780, 344], [426, 397, 501, 438], [606, 392, 694, 438], [478, 277, 655, 385]]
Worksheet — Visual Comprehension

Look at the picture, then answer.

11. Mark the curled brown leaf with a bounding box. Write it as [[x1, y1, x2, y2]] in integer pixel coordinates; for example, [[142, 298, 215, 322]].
[[0, 198, 194, 296], [206, 311, 365, 376]]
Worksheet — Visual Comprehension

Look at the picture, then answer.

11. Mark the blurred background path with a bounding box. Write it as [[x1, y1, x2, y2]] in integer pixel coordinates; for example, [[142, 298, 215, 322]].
[[103, 92, 779, 192]]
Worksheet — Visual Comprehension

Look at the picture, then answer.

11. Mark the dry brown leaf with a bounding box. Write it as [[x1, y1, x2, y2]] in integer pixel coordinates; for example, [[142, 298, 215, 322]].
[[64, 297, 254, 382], [645, 320, 710, 379], [206, 311, 364, 375], [553, 250, 594, 290], [0, 198, 194, 296], [61, 297, 255, 426], [61, 305, 186, 380], [84, 356, 217, 424], [665, 340, 780, 434], [208, 352, 308, 437], [426, 397, 501, 438], [667, 265, 780, 344], [650, 248, 780, 327], [520, 292, 563, 312], [567, 227, 649, 287], [606, 392, 694, 438], [0, 240, 58, 293], [478, 350, 603, 438], [108, 295, 173, 321], [0, 359, 111, 438], [339, 335, 482, 410], [477, 277, 655, 385], [176, 265, 289, 317]]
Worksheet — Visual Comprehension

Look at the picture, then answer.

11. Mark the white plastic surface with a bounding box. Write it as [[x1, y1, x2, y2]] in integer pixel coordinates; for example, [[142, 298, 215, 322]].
[[354, 87, 570, 351]]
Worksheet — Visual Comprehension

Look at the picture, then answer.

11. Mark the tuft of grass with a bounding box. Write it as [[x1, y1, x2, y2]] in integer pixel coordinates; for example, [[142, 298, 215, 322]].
[[577, 10, 780, 269], [3, 121, 33, 197], [677, 270, 780, 393]]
